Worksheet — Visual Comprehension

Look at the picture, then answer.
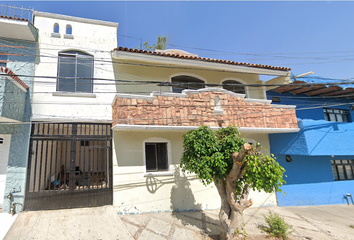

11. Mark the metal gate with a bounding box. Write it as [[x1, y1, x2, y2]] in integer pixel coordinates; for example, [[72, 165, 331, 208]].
[[24, 123, 112, 210]]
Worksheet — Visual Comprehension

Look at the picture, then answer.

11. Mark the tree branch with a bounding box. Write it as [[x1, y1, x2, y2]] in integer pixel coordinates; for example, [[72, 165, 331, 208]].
[[239, 184, 253, 210], [228, 143, 252, 181]]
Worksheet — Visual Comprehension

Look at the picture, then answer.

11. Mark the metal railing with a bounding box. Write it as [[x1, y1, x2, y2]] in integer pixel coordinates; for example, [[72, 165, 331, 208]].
[[0, 3, 34, 22]]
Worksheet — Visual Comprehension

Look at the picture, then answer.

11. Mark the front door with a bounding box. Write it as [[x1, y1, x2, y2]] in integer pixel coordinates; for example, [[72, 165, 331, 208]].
[[0, 135, 11, 208]]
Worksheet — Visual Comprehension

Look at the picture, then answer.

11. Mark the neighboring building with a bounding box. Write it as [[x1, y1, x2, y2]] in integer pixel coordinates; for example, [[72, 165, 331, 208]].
[[24, 11, 118, 210], [267, 79, 354, 206], [110, 48, 299, 214], [0, 7, 38, 212]]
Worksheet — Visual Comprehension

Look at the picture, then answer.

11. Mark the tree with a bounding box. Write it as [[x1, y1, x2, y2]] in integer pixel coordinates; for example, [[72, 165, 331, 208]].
[[180, 126, 286, 240], [138, 35, 167, 50]]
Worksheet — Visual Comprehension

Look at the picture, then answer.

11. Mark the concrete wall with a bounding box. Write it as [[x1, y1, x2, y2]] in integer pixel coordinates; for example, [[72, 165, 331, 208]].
[[32, 14, 118, 121], [0, 38, 36, 213], [113, 130, 277, 214]]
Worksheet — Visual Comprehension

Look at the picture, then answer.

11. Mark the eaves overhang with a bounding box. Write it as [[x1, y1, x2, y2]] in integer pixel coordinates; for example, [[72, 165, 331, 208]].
[[111, 50, 290, 76], [0, 17, 38, 41], [112, 124, 300, 133]]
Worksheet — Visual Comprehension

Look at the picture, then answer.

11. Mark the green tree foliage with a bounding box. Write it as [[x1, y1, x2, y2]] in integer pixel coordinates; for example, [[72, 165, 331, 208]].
[[180, 125, 285, 194], [138, 35, 167, 50]]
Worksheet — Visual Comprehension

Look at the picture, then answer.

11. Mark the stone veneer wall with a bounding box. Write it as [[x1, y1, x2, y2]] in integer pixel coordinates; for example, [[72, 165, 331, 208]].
[[112, 90, 298, 129]]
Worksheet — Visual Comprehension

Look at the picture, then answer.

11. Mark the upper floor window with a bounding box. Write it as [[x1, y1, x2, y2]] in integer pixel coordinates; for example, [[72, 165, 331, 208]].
[[222, 80, 246, 96], [324, 108, 350, 122], [331, 160, 354, 180], [57, 51, 94, 93], [171, 75, 205, 93], [66, 24, 72, 35], [53, 23, 59, 33], [0, 53, 7, 68]]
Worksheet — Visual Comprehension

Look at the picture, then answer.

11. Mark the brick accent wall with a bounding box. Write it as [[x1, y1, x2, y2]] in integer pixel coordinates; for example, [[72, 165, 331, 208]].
[[112, 90, 298, 129]]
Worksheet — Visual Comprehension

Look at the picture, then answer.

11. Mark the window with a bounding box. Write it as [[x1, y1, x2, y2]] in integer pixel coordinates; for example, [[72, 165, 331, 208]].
[[171, 75, 205, 93], [53, 23, 59, 33], [0, 53, 7, 68], [271, 97, 281, 103], [57, 51, 94, 93], [324, 108, 350, 122], [331, 160, 354, 180], [66, 24, 72, 34], [222, 80, 246, 95], [145, 143, 168, 172]]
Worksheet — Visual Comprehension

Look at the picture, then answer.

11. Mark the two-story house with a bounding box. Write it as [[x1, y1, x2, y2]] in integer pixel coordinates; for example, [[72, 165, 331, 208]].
[[267, 78, 354, 206], [110, 48, 299, 214], [24, 11, 118, 210]]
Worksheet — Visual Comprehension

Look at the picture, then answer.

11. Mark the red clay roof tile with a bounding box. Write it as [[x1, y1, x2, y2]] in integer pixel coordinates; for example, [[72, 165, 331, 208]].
[[112, 47, 291, 71]]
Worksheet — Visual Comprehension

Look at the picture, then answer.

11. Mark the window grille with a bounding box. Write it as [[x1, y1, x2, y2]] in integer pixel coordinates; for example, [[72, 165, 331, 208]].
[[145, 143, 168, 172], [171, 75, 204, 93]]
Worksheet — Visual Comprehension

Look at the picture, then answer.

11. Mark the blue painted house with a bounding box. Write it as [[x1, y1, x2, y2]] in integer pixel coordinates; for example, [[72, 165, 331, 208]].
[[0, 7, 38, 212], [267, 78, 354, 206]]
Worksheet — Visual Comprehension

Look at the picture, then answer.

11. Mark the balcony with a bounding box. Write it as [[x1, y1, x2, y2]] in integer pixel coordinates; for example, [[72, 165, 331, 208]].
[[0, 4, 37, 41]]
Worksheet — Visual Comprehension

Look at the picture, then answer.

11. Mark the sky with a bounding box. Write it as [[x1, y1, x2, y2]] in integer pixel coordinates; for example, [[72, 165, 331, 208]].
[[2, 1, 354, 81]]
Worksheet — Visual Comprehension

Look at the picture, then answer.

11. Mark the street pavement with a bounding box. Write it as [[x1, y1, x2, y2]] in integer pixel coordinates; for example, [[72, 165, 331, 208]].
[[2, 205, 354, 240]]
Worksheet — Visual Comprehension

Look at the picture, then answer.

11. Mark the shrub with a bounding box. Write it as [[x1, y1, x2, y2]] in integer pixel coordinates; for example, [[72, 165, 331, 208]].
[[260, 211, 293, 239]]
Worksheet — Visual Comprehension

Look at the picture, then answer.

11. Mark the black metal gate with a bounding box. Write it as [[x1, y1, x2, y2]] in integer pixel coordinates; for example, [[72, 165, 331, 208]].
[[24, 123, 113, 210]]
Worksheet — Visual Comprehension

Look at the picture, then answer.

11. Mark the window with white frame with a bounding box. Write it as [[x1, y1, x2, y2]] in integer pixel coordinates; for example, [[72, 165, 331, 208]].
[[145, 142, 168, 172], [324, 108, 350, 122], [171, 75, 205, 93], [331, 160, 354, 180], [57, 50, 94, 93]]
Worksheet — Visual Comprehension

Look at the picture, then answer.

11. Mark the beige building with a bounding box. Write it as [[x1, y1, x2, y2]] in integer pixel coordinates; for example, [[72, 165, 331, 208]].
[[110, 48, 298, 214]]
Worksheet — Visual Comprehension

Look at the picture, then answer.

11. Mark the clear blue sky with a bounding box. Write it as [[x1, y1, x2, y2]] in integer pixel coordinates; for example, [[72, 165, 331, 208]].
[[2, 1, 354, 80]]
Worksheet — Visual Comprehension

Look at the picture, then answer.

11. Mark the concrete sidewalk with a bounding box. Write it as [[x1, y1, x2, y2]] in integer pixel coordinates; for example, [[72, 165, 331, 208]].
[[3, 205, 354, 240]]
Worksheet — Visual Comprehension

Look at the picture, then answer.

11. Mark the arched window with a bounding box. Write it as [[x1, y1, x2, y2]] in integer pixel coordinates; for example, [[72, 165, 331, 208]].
[[171, 75, 205, 93], [222, 80, 246, 95], [66, 24, 72, 35], [53, 23, 59, 33], [57, 50, 94, 93]]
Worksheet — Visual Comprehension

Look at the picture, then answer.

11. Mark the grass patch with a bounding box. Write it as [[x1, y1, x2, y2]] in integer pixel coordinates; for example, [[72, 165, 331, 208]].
[[349, 225, 354, 229], [259, 211, 293, 239]]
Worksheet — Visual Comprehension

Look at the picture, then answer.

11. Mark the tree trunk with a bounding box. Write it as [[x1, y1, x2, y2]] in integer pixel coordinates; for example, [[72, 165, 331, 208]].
[[213, 143, 253, 240]]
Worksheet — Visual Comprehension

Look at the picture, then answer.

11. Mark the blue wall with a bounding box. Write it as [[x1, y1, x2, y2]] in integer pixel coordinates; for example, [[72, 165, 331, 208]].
[[267, 90, 354, 121], [0, 38, 37, 213], [267, 90, 354, 206], [269, 119, 354, 156]]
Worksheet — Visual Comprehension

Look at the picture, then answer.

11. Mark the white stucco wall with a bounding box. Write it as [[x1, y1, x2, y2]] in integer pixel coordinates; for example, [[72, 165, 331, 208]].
[[32, 13, 118, 122], [113, 130, 277, 214]]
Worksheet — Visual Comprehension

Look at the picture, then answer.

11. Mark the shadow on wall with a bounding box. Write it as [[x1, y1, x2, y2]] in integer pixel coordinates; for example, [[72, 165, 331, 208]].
[[170, 166, 202, 211]]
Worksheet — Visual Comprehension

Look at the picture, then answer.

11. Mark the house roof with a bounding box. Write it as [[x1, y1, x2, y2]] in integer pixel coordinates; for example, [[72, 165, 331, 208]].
[[0, 67, 29, 90], [112, 47, 291, 72], [271, 80, 354, 99]]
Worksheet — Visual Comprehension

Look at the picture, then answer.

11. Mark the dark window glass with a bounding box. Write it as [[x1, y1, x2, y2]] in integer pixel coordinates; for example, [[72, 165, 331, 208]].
[[324, 108, 350, 122], [171, 75, 204, 93], [222, 80, 246, 96], [57, 51, 93, 93], [331, 160, 354, 180], [145, 143, 168, 172]]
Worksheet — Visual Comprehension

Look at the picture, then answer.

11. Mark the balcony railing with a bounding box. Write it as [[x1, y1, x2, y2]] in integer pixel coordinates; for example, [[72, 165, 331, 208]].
[[0, 3, 34, 22]]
